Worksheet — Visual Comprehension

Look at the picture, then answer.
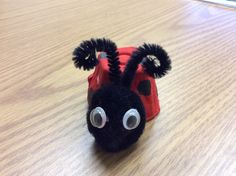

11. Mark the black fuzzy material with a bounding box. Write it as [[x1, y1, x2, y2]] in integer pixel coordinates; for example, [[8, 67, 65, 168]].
[[122, 43, 171, 88], [72, 38, 121, 84], [87, 85, 146, 152]]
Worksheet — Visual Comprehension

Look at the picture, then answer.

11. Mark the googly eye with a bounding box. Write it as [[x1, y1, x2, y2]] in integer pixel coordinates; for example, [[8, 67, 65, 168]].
[[123, 109, 141, 130], [90, 107, 107, 128]]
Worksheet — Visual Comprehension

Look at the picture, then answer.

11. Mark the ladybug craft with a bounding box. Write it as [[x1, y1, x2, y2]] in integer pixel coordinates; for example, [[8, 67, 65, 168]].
[[73, 38, 171, 152]]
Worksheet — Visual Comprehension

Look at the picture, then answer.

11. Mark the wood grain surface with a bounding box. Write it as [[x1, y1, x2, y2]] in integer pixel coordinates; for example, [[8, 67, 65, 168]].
[[0, 0, 236, 175]]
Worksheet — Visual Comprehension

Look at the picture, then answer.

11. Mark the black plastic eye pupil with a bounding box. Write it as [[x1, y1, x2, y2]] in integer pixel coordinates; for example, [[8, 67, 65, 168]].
[[94, 113, 102, 126], [127, 116, 137, 128]]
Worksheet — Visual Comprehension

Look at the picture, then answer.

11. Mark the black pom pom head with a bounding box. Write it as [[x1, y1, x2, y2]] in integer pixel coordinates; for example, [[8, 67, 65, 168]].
[[87, 85, 146, 152]]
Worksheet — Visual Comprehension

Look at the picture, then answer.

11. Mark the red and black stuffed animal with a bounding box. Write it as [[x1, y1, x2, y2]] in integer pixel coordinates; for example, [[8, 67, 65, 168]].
[[73, 38, 171, 152]]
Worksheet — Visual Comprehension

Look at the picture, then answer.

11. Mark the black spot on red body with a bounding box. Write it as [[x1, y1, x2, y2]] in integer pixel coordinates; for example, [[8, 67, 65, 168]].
[[137, 80, 151, 96]]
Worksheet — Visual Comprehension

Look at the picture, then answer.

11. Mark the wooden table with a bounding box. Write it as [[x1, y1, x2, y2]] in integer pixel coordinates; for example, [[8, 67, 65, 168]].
[[1, 0, 236, 175]]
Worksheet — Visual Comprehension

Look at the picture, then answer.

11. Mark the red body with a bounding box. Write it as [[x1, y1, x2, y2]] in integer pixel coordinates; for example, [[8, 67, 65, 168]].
[[87, 47, 160, 121]]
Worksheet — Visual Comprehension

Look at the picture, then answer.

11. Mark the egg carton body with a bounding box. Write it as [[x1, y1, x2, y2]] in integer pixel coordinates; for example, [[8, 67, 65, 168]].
[[87, 47, 160, 121]]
